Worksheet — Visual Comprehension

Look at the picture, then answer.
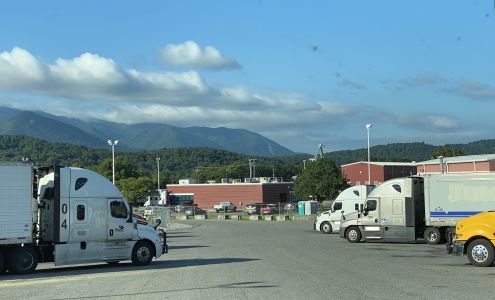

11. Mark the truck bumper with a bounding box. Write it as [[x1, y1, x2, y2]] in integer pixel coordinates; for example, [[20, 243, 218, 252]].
[[445, 230, 464, 256], [159, 229, 168, 254], [446, 241, 464, 256]]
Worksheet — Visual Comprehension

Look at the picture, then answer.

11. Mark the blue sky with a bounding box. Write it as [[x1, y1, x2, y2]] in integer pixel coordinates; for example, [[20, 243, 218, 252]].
[[0, 1, 494, 154]]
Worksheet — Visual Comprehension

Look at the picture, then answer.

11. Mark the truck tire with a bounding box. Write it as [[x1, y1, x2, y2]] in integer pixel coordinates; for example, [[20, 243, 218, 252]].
[[132, 241, 154, 266], [346, 227, 361, 243], [0, 251, 5, 274], [424, 227, 442, 244], [320, 222, 332, 234], [8, 246, 38, 275], [467, 239, 495, 267]]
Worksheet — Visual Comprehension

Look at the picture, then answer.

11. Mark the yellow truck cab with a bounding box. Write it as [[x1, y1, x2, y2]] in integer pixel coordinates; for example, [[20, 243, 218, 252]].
[[447, 211, 495, 267]]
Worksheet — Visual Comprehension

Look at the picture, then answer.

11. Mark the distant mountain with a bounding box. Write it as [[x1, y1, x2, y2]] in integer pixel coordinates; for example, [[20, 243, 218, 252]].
[[0, 107, 295, 157], [0, 111, 107, 148]]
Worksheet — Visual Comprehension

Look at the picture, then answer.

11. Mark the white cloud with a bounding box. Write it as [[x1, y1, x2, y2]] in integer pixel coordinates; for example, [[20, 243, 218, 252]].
[[157, 41, 241, 70], [0, 47, 46, 88], [0, 47, 471, 153]]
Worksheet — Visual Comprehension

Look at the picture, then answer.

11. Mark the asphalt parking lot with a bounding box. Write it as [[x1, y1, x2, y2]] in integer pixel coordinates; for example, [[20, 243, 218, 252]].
[[1, 220, 494, 299]]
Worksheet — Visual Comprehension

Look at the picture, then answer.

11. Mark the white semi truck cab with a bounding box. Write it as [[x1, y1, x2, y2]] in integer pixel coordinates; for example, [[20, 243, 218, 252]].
[[339, 173, 495, 244], [314, 185, 374, 233], [0, 163, 168, 275]]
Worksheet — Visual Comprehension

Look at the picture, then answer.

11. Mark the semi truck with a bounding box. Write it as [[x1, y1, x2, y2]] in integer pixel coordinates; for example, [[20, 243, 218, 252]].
[[0, 162, 167, 275], [447, 211, 495, 267], [339, 173, 495, 244], [314, 185, 374, 234]]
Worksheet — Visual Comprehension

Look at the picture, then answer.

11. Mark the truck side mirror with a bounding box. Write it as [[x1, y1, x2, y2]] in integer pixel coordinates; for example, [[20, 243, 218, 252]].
[[127, 205, 133, 223], [154, 218, 162, 230], [354, 204, 359, 211]]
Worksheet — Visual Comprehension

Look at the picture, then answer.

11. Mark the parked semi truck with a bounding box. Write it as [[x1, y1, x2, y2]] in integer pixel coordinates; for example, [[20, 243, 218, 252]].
[[314, 185, 374, 234], [0, 162, 167, 275], [447, 211, 495, 267], [339, 173, 495, 244]]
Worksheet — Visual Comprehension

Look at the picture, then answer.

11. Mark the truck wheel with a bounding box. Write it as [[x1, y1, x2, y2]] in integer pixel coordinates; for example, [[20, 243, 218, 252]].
[[0, 251, 5, 274], [467, 239, 495, 267], [132, 241, 154, 266], [8, 246, 38, 275], [424, 227, 442, 244], [346, 227, 361, 243], [320, 222, 332, 234]]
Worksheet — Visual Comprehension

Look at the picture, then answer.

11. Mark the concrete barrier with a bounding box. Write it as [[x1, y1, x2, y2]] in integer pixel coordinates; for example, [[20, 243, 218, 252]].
[[230, 215, 241, 220], [276, 215, 290, 221], [249, 215, 261, 221], [194, 214, 206, 220], [264, 215, 274, 221], [218, 214, 230, 220], [176, 215, 188, 220]]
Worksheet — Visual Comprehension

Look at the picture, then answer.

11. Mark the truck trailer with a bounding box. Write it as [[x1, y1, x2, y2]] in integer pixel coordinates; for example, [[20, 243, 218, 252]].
[[339, 173, 495, 244], [0, 162, 167, 275], [314, 185, 374, 234]]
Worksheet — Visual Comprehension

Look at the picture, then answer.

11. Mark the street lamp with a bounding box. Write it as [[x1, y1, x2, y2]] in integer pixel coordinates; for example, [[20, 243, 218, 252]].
[[366, 123, 372, 185], [107, 139, 118, 185], [156, 157, 161, 190]]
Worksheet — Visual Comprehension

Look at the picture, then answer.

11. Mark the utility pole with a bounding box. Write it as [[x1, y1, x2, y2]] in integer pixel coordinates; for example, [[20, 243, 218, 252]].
[[107, 139, 118, 185], [156, 157, 160, 190]]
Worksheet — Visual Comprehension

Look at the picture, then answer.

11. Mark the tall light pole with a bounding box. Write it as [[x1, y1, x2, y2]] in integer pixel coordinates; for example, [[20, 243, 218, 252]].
[[156, 157, 161, 190], [107, 139, 118, 185], [366, 123, 372, 185]]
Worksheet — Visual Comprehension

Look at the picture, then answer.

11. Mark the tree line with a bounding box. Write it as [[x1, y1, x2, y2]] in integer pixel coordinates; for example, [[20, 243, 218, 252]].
[[1, 135, 494, 204]]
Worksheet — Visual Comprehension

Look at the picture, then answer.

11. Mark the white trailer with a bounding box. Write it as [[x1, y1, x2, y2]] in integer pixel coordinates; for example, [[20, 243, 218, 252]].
[[0, 162, 167, 275], [339, 173, 495, 244], [314, 185, 374, 233]]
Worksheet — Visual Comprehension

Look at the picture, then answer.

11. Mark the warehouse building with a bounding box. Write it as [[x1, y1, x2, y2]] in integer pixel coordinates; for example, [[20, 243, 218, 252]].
[[417, 154, 495, 174], [341, 161, 417, 186], [166, 177, 294, 209]]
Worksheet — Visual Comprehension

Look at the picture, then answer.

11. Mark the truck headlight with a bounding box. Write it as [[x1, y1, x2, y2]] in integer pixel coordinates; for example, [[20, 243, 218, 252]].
[[455, 234, 462, 239]]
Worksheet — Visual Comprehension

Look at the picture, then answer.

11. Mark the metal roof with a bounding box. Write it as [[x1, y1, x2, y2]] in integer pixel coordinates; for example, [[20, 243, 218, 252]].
[[417, 154, 495, 165], [341, 161, 417, 167]]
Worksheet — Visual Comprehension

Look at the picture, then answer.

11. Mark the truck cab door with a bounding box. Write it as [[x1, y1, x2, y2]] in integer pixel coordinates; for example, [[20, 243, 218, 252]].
[[360, 198, 383, 240], [103, 199, 134, 260]]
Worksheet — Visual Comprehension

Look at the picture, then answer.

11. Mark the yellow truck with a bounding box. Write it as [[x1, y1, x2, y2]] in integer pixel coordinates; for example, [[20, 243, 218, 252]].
[[447, 211, 495, 267]]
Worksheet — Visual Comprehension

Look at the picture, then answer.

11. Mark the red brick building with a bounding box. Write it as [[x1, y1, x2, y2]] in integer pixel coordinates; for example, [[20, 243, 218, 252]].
[[166, 180, 294, 209], [341, 161, 417, 186], [417, 154, 495, 174]]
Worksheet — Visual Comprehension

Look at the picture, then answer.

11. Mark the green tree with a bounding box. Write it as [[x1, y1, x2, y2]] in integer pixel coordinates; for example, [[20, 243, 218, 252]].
[[293, 158, 348, 201], [432, 146, 465, 158], [95, 157, 138, 181], [116, 176, 155, 205]]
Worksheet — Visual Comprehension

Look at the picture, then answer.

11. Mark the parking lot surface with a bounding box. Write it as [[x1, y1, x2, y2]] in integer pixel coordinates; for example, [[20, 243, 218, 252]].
[[1, 220, 494, 299]]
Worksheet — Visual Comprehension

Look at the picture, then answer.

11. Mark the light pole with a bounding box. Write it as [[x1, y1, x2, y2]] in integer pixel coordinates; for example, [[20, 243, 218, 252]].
[[366, 123, 372, 185], [107, 139, 118, 185], [156, 157, 161, 190]]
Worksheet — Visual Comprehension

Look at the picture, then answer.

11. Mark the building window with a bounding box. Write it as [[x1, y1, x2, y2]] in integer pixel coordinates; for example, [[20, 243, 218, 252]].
[[170, 194, 194, 206], [77, 205, 85, 221]]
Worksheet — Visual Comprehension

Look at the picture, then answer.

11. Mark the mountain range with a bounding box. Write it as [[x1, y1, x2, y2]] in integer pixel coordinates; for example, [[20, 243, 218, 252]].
[[0, 107, 294, 157]]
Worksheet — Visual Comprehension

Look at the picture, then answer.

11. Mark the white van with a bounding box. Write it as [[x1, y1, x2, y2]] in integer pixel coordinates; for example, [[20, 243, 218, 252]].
[[314, 185, 374, 233]]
